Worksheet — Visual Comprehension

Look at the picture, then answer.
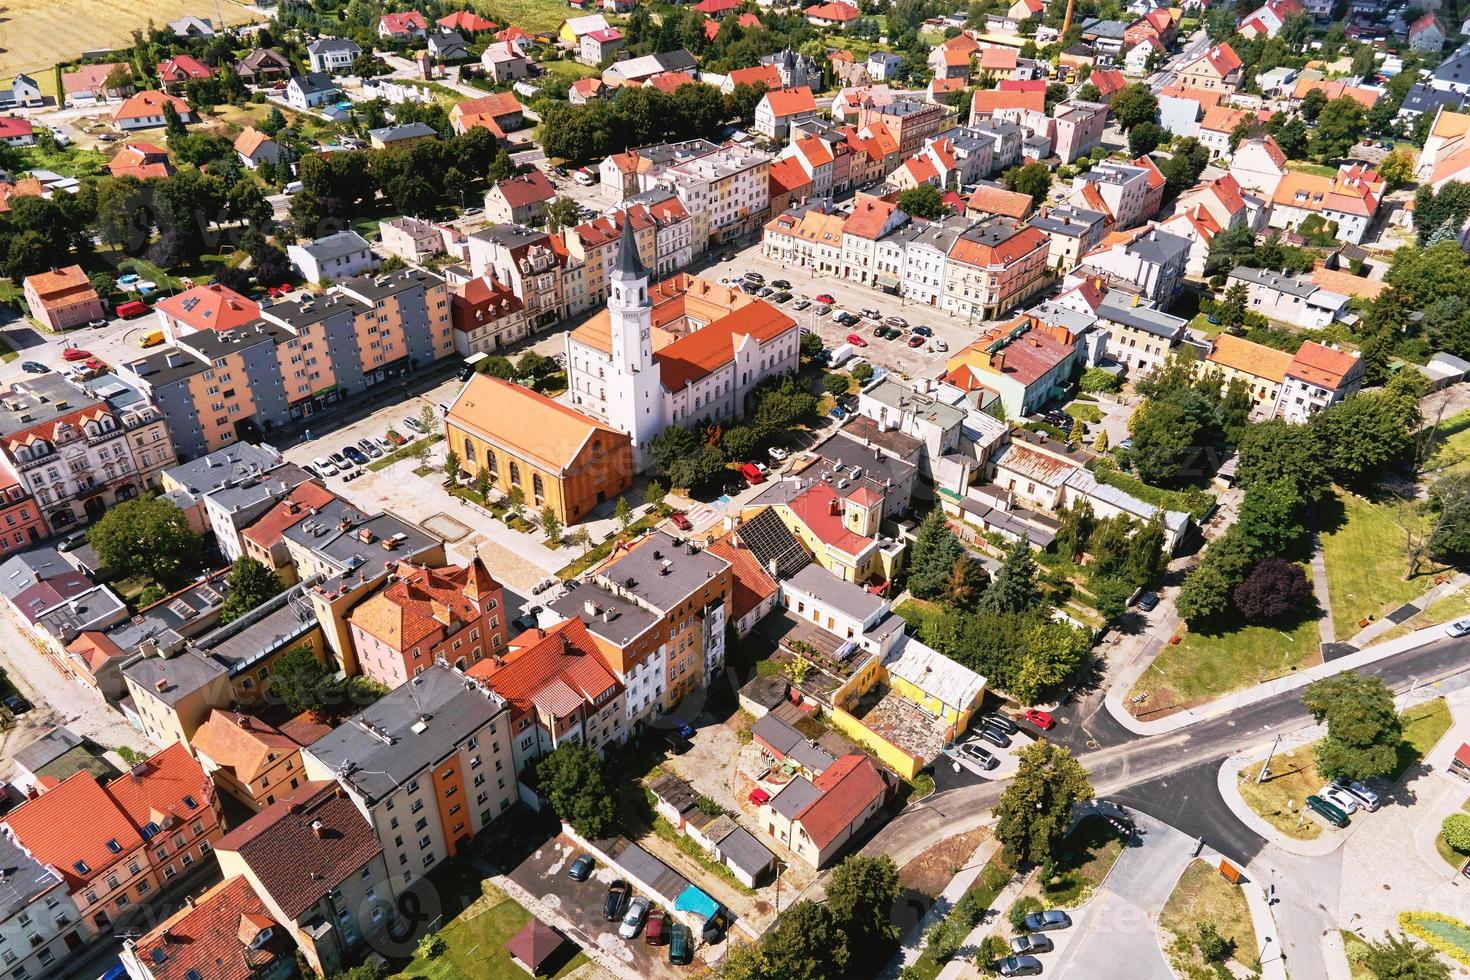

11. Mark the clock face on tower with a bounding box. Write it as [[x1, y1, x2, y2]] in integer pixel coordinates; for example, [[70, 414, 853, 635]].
[[640, 327, 650, 341]]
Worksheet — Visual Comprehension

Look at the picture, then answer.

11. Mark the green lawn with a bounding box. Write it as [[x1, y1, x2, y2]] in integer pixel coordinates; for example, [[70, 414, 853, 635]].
[[7, 142, 108, 178], [1425, 408, 1470, 475], [1287, 160, 1339, 177], [541, 58, 598, 80], [472, 0, 569, 33], [1321, 488, 1443, 640], [1041, 816, 1124, 908], [1161, 860, 1260, 977], [894, 598, 943, 635], [394, 878, 587, 980], [368, 433, 443, 471], [1128, 612, 1321, 713], [1241, 698, 1451, 841], [1340, 930, 1375, 980], [557, 512, 659, 579]]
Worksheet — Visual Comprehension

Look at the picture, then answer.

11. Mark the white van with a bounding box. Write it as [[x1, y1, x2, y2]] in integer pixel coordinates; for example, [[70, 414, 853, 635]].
[[283, 180, 303, 196]]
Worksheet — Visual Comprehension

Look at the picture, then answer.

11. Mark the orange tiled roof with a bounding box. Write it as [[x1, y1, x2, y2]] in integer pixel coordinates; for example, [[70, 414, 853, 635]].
[[969, 184, 1034, 219], [843, 196, 900, 239], [705, 532, 779, 622], [468, 618, 620, 719], [763, 86, 817, 116], [971, 89, 1045, 116], [1207, 334, 1293, 383], [656, 300, 797, 391], [1287, 340, 1360, 389], [156, 282, 260, 332], [349, 558, 501, 653], [729, 65, 784, 90], [114, 89, 189, 121], [797, 754, 886, 848], [241, 480, 338, 550], [448, 374, 627, 473], [129, 876, 286, 980], [191, 710, 301, 785]]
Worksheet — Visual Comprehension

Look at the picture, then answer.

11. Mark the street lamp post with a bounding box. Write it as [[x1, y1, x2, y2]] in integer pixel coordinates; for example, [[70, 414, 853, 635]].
[[1258, 935, 1273, 964], [1256, 732, 1281, 784]]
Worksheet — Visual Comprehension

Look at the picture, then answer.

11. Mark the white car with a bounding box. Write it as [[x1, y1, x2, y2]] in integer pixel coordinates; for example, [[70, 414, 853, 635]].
[[311, 456, 339, 477], [1447, 618, 1470, 638], [618, 897, 650, 939], [768, 446, 789, 462], [1320, 784, 1359, 814]]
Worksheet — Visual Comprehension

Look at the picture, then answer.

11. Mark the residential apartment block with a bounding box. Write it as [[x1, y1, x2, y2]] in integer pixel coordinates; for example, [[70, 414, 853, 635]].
[[121, 269, 453, 460], [659, 142, 772, 247]]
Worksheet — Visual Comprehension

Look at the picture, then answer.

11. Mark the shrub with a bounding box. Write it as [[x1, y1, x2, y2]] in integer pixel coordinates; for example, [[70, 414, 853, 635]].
[[1400, 911, 1470, 966], [1079, 368, 1122, 394], [1008, 895, 1043, 932], [982, 862, 1012, 892], [977, 934, 1009, 971], [1196, 922, 1232, 962], [416, 933, 447, 960], [1444, 814, 1470, 854]]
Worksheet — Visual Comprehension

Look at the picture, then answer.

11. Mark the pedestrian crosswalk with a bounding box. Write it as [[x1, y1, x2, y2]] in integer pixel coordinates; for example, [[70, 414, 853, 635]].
[[685, 502, 721, 531]]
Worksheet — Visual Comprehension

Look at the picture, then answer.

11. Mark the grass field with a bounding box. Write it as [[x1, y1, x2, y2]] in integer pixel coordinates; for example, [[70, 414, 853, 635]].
[[0, 0, 262, 84], [1241, 698, 1451, 840], [1041, 816, 1124, 908], [475, 0, 570, 34], [1321, 488, 1443, 640], [1160, 860, 1260, 978], [394, 878, 588, 980], [1128, 612, 1321, 714]]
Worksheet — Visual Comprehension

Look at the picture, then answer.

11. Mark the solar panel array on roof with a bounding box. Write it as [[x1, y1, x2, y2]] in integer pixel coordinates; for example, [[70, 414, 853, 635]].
[[738, 508, 810, 580]]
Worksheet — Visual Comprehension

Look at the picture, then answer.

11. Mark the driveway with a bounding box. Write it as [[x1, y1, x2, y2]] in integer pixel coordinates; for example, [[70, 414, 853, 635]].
[[1030, 812, 1193, 980], [509, 834, 692, 979]]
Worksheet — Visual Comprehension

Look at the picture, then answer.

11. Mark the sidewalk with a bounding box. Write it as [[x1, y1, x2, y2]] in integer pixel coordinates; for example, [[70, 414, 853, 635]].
[[935, 869, 1030, 980], [1342, 572, 1470, 648], [1213, 848, 1288, 980], [886, 837, 1000, 978], [1105, 614, 1461, 737]]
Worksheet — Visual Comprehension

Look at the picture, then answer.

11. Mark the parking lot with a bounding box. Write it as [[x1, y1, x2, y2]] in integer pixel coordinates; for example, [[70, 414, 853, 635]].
[[508, 834, 696, 979], [936, 708, 1056, 789]]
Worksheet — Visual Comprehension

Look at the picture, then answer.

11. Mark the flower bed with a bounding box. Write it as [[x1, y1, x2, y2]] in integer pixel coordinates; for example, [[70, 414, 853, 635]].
[[1401, 911, 1470, 965]]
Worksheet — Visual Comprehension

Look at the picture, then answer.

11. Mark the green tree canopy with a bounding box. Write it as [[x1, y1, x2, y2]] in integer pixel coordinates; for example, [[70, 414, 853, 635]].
[[534, 743, 616, 839], [907, 509, 967, 600], [981, 537, 1040, 614], [1302, 673, 1403, 781], [88, 496, 203, 587], [218, 556, 285, 625], [994, 742, 1094, 866], [897, 183, 948, 219]]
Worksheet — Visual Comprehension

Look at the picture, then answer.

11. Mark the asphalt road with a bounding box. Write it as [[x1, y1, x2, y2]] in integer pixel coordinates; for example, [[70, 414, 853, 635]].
[[867, 633, 1470, 869]]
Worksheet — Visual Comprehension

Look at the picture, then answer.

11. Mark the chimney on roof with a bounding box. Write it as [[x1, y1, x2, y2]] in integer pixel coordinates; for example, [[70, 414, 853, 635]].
[[310, 819, 325, 838]]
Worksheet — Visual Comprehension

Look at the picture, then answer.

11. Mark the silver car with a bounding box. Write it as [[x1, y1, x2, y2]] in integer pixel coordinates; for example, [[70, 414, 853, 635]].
[[1320, 784, 1359, 814], [1447, 618, 1470, 638], [619, 896, 650, 939]]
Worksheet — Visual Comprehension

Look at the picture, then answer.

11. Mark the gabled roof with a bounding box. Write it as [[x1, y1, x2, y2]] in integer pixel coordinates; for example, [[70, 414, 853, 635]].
[[705, 532, 780, 622], [843, 196, 901, 239], [191, 710, 301, 784], [156, 282, 260, 332], [763, 86, 818, 117], [379, 10, 429, 33], [467, 617, 620, 719], [1185, 42, 1242, 79], [795, 754, 886, 848], [1206, 333, 1293, 383], [971, 88, 1045, 116], [447, 374, 627, 473], [656, 300, 797, 391], [156, 55, 214, 81], [1286, 340, 1360, 389], [114, 89, 189, 121], [233, 127, 276, 157], [804, 0, 860, 18], [490, 169, 556, 209], [439, 10, 499, 31], [729, 64, 784, 89], [349, 558, 500, 653], [128, 876, 287, 980]]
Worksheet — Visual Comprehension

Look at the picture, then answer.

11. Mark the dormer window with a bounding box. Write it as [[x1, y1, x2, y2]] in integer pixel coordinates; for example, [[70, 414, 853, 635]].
[[73, 861, 90, 875], [182, 795, 198, 809], [105, 839, 121, 853]]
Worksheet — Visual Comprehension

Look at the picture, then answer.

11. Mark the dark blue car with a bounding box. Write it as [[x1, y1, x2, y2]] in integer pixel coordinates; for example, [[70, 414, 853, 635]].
[[673, 720, 696, 739]]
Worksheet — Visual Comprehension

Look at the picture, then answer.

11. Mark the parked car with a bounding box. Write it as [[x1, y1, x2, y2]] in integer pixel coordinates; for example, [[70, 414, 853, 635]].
[[86, 317, 108, 329], [1010, 934, 1054, 955], [672, 720, 696, 739], [669, 924, 693, 964], [604, 880, 631, 920], [885, 315, 908, 328], [343, 446, 369, 466], [815, 304, 832, 316], [1022, 909, 1072, 932], [645, 908, 668, 946], [1447, 618, 1470, 638], [386, 431, 408, 446], [748, 787, 770, 805], [912, 325, 933, 337], [375, 436, 395, 454], [772, 279, 791, 289], [57, 531, 87, 553], [846, 333, 868, 347], [1320, 784, 1359, 814], [1023, 708, 1055, 730], [907, 335, 925, 348], [702, 906, 733, 943], [568, 855, 594, 881], [62, 348, 92, 362], [1136, 591, 1159, 612], [769, 446, 789, 462], [744, 271, 765, 284], [740, 462, 766, 486], [115, 300, 150, 318], [773, 291, 792, 303], [2, 696, 31, 716], [20, 362, 46, 374], [1305, 793, 1350, 827], [998, 955, 1044, 977], [871, 322, 887, 337], [328, 452, 351, 469], [959, 742, 999, 770], [929, 338, 949, 353], [982, 713, 1018, 735], [312, 457, 339, 477], [791, 299, 811, 311], [403, 416, 425, 433], [1335, 779, 1380, 811], [620, 897, 651, 939], [973, 727, 1012, 749], [669, 512, 692, 531], [664, 733, 691, 755], [358, 438, 383, 459], [815, 293, 835, 304], [860, 307, 881, 320]]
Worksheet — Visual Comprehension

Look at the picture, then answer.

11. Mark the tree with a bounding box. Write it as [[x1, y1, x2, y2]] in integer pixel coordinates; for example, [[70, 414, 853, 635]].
[[163, 101, 186, 140], [944, 556, 990, 609], [644, 479, 667, 513], [1068, 415, 1085, 445], [259, 104, 287, 136], [1128, 120, 1164, 156], [1236, 419, 1327, 502], [897, 183, 948, 219], [1443, 813, 1470, 853], [825, 855, 901, 962], [88, 496, 203, 587], [1234, 478, 1305, 557], [1233, 558, 1313, 621], [1311, 97, 1368, 163], [1314, 386, 1420, 486], [1160, 137, 1209, 200], [1003, 161, 1052, 207], [906, 510, 967, 600], [800, 331, 824, 359], [1215, 282, 1249, 329], [545, 195, 581, 231], [721, 424, 761, 461], [539, 505, 562, 544], [1110, 83, 1159, 130], [1360, 932, 1450, 980], [1195, 923, 1233, 963], [566, 526, 593, 555], [473, 465, 492, 501], [533, 744, 615, 838], [1128, 399, 1197, 485], [823, 373, 851, 397], [267, 646, 334, 714], [507, 485, 526, 519], [218, 557, 285, 625], [981, 537, 1040, 614], [444, 448, 461, 485], [1300, 87, 1328, 122], [1079, 367, 1122, 393], [1379, 147, 1416, 189], [1302, 673, 1403, 781], [850, 361, 874, 385], [993, 742, 1094, 866], [419, 404, 437, 437], [615, 495, 633, 531]]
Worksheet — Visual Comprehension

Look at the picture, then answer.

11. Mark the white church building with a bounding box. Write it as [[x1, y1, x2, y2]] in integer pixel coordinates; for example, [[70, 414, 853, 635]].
[[564, 219, 802, 469]]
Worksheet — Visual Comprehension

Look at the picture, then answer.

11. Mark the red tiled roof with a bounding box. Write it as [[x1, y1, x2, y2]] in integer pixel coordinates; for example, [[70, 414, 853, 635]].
[[439, 10, 498, 31], [241, 480, 338, 550], [380, 10, 428, 32], [454, 91, 523, 120], [729, 65, 784, 90], [349, 558, 501, 653], [62, 62, 127, 96], [843, 196, 900, 239], [805, 0, 860, 19], [214, 783, 381, 921], [67, 631, 127, 673], [797, 754, 886, 848], [156, 55, 213, 82], [114, 89, 190, 122], [129, 876, 287, 980], [490, 170, 555, 208], [0, 116, 33, 140], [3, 771, 141, 887], [971, 89, 1044, 116], [1190, 42, 1242, 78], [782, 481, 873, 557], [647, 70, 694, 93], [998, 78, 1047, 93], [705, 532, 779, 622], [468, 618, 621, 720], [763, 86, 817, 117], [105, 742, 215, 836], [234, 127, 275, 157], [769, 156, 814, 197], [656, 300, 797, 391], [1089, 68, 1126, 96], [156, 282, 259, 331], [979, 47, 1017, 71], [694, 0, 741, 12], [1287, 340, 1360, 389], [969, 184, 1034, 219]]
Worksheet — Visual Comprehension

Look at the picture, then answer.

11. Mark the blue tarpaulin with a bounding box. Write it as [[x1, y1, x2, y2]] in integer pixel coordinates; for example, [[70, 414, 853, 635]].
[[674, 884, 719, 920]]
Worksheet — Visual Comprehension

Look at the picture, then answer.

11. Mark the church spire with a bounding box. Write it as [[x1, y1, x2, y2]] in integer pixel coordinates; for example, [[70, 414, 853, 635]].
[[610, 212, 646, 281]]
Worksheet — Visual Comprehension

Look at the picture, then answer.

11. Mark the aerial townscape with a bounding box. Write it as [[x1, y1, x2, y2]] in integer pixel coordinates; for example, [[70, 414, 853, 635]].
[[9, 0, 1470, 979]]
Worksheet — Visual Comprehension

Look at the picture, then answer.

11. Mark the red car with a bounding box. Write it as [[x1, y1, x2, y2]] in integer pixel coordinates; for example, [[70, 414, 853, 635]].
[[62, 348, 92, 362], [748, 787, 770, 806], [669, 512, 692, 531], [846, 333, 868, 347], [266, 283, 293, 298], [1024, 708, 1055, 730], [386, 430, 408, 446], [907, 335, 925, 348], [815, 293, 835, 304], [83, 358, 106, 372]]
